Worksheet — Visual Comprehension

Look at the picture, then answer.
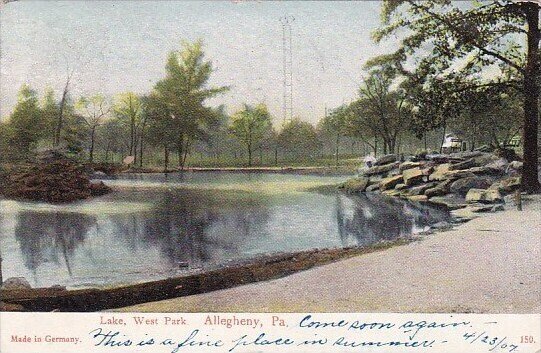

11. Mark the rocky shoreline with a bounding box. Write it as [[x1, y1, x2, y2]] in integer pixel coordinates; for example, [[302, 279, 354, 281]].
[[340, 150, 523, 217]]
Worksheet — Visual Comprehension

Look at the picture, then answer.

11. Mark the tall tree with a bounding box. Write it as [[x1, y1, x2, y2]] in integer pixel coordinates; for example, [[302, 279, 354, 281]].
[[229, 104, 273, 167], [144, 93, 177, 171], [278, 118, 321, 160], [154, 39, 229, 169], [351, 63, 410, 153], [375, 0, 540, 192], [41, 87, 59, 147], [318, 105, 350, 166], [8, 84, 44, 156], [76, 94, 111, 163], [114, 92, 143, 165]]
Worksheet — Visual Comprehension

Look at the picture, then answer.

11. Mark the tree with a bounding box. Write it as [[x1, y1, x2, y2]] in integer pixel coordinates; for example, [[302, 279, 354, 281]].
[[318, 105, 350, 166], [97, 118, 126, 163], [375, 0, 540, 192], [345, 100, 379, 156], [453, 85, 523, 150], [7, 84, 44, 156], [278, 118, 321, 160], [76, 94, 111, 163], [404, 75, 463, 152], [114, 92, 143, 165], [229, 104, 273, 167], [356, 65, 409, 154], [41, 88, 59, 147], [154, 39, 229, 169], [144, 93, 177, 171], [54, 70, 74, 147]]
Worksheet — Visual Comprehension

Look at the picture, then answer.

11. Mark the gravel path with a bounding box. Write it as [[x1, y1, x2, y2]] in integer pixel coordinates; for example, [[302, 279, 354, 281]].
[[117, 197, 541, 313]]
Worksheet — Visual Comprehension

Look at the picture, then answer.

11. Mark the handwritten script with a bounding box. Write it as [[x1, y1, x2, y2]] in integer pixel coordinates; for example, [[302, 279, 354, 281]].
[[86, 314, 526, 353]]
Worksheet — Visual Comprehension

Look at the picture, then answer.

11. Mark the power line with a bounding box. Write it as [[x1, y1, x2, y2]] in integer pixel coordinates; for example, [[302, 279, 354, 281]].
[[280, 15, 294, 123]]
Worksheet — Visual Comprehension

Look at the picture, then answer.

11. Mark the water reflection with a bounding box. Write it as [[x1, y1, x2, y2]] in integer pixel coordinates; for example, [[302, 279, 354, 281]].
[[109, 190, 271, 269], [13, 211, 96, 280], [1, 173, 450, 288], [336, 193, 448, 247]]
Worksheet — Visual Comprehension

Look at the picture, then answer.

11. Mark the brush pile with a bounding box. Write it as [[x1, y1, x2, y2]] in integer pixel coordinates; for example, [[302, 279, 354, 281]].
[[0, 150, 111, 203]]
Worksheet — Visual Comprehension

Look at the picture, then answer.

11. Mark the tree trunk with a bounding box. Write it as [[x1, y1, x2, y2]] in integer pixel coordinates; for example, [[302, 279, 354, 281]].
[[522, 3, 541, 193], [181, 138, 190, 170], [440, 123, 447, 154], [274, 146, 278, 166], [373, 137, 378, 156], [335, 134, 340, 167], [177, 135, 184, 169], [247, 145, 252, 167], [133, 132, 138, 167], [105, 143, 110, 162], [54, 78, 70, 147], [130, 119, 135, 158], [139, 128, 145, 168], [164, 145, 169, 172], [89, 127, 96, 163]]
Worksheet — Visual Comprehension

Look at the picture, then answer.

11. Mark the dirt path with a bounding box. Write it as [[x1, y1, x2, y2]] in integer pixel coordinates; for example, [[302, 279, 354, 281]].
[[117, 198, 541, 313]]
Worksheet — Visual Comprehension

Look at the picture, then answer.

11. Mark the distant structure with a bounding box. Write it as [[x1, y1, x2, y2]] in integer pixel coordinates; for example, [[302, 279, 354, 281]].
[[280, 15, 294, 122]]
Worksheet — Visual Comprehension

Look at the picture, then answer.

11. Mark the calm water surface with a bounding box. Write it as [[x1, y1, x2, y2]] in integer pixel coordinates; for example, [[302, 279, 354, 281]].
[[0, 172, 449, 288]]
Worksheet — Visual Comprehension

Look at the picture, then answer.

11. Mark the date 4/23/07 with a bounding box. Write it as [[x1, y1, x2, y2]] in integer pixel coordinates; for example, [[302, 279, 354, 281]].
[[462, 332, 536, 352]]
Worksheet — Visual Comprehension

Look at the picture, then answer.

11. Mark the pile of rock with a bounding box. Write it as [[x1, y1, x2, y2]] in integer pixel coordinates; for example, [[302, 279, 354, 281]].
[[0, 150, 112, 203], [340, 151, 522, 212]]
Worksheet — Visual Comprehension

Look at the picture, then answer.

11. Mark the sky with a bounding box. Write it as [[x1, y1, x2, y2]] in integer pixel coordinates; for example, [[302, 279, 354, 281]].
[[0, 1, 397, 124]]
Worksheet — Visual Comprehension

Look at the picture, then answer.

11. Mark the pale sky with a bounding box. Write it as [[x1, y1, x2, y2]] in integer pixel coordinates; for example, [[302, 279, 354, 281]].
[[0, 1, 397, 123]]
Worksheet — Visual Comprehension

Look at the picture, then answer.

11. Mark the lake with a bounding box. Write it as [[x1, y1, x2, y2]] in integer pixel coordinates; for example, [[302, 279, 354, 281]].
[[0, 172, 449, 289]]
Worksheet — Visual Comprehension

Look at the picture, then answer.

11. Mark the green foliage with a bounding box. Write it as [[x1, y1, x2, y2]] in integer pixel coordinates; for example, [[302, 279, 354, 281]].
[[348, 64, 410, 154], [7, 84, 45, 156], [152, 39, 229, 168], [278, 118, 321, 158], [229, 103, 273, 166], [40, 87, 59, 146], [318, 105, 350, 138]]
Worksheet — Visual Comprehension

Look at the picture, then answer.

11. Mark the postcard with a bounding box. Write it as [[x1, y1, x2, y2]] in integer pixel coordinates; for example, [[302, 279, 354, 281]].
[[0, 1, 540, 352]]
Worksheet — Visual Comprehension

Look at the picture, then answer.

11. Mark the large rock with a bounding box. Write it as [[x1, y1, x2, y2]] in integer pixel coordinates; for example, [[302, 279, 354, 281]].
[[1, 277, 31, 290], [394, 183, 408, 191], [469, 165, 506, 176], [382, 189, 402, 197], [429, 194, 468, 210], [449, 176, 493, 196], [484, 158, 508, 171], [428, 163, 451, 181], [448, 151, 484, 160], [375, 154, 398, 166], [466, 188, 503, 204], [489, 176, 521, 194], [425, 180, 453, 197], [402, 168, 424, 186], [448, 158, 476, 171], [399, 161, 422, 172], [366, 184, 381, 192], [426, 154, 462, 164], [407, 195, 428, 202], [340, 177, 370, 194], [406, 182, 438, 196], [363, 162, 400, 176], [439, 170, 477, 181], [506, 161, 523, 175], [379, 175, 404, 191]]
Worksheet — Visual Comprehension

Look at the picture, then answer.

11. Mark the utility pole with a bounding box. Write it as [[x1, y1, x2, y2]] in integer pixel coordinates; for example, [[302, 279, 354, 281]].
[[280, 15, 294, 123]]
